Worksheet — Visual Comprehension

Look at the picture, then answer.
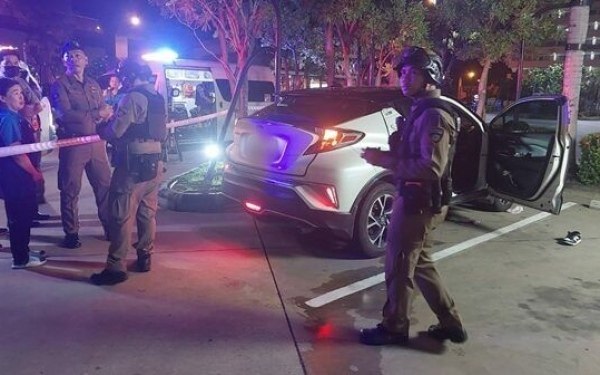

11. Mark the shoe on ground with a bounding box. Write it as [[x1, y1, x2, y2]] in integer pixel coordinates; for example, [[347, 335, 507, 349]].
[[12, 257, 47, 269], [427, 324, 468, 343], [136, 254, 151, 272], [29, 250, 47, 261], [359, 324, 408, 346], [90, 269, 128, 285], [0, 227, 8, 235], [559, 231, 582, 246], [30, 221, 42, 228], [33, 212, 51, 221], [62, 233, 81, 249]]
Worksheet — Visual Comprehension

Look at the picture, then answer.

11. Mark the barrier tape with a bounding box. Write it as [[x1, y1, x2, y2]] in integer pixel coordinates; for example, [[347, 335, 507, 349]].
[[0, 110, 229, 158]]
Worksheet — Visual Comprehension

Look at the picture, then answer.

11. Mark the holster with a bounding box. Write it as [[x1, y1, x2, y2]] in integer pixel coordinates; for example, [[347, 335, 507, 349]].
[[125, 141, 162, 183], [398, 181, 432, 215], [127, 152, 160, 183]]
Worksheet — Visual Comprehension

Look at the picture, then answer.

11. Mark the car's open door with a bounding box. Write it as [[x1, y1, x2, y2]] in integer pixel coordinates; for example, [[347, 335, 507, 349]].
[[486, 95, 571, 214]]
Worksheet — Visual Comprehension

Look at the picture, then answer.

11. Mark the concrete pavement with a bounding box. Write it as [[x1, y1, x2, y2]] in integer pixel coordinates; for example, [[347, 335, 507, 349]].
[[0, 150, 304, 375], [1, 148, 599, 375]]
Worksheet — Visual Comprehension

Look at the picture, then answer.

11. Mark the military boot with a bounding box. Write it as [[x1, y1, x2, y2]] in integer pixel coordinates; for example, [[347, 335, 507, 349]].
[[136, 250, 151, 272]]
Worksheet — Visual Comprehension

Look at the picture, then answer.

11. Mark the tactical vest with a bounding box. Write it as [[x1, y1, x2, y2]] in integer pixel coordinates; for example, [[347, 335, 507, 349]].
[[121, 87, 167, 142], [392, 97, 458, 212]]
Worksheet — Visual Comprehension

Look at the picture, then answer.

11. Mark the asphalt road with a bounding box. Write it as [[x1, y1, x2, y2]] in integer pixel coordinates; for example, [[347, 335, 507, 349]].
[[1, 148, 599, 375]]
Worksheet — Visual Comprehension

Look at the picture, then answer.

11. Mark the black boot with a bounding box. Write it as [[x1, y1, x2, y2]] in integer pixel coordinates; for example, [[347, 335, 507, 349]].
[[427, 324, 468, 343], [136, 252, 151, 272], [62, 233, 81, 249], [359, 324, 408, 346], [90, 269, 128, 285]]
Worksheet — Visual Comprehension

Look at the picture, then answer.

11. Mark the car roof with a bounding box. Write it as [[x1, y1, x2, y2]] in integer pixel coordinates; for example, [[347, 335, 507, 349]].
[[283, 87, 408, 105], [281, 87, 411, 112]]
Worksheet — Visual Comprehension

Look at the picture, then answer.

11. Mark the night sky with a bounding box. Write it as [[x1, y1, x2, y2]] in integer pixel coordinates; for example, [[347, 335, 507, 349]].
[[72, 0, 200, 57]]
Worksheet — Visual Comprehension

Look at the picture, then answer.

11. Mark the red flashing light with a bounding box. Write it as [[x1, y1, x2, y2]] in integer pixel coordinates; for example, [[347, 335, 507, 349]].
[[244, 201, 262, 212]]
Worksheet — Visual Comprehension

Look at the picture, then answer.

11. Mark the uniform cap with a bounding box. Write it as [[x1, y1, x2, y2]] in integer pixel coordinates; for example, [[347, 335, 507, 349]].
[[61, 40, 85, 57]]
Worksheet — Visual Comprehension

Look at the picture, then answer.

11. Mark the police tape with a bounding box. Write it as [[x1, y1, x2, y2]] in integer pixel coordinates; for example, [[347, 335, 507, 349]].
[[0, 110, 229, 158]]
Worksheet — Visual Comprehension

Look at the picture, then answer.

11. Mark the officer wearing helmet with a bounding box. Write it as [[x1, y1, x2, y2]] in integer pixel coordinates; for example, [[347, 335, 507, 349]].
[[360, 46, 467, 345], [50, 41, 113, 249], [90, 59, 166, 285]]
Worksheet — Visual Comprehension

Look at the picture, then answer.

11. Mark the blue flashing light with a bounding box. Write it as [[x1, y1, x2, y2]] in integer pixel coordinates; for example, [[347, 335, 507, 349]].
[[141, 48, 178, 63]]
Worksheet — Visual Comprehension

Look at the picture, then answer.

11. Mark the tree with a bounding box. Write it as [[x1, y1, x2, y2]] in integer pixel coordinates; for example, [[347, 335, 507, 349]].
[[358, 0, 429, 87], [0, 0, 78, 86], [150, 0, 272, 116], [437, 0, 559, 117]]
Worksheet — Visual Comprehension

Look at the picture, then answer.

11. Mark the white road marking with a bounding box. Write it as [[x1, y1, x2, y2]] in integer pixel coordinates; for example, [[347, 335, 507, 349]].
[[305, 202, 577, 308], [42, 265, 84, 273]]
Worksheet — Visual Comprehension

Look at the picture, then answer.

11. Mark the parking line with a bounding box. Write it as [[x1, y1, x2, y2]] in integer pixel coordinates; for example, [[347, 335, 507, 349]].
[[305, 202, 577, 308]]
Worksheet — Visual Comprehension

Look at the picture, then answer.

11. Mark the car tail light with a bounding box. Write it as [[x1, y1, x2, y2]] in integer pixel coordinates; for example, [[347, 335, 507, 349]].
[[244, 201, 262, 212], [296, 184, 338, 209], [304, 128, 364, 155]]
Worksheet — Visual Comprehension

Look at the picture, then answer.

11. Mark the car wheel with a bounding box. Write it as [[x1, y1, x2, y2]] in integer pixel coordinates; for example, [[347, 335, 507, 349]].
[[354, 182, 396, 258], [488, 196, 513, 212]]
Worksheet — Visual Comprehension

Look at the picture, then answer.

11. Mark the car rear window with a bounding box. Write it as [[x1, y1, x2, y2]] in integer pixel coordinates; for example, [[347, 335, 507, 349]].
[[251, 95, 382, 127]]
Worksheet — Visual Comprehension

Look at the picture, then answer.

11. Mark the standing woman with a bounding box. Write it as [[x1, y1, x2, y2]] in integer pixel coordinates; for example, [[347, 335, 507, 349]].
[[0, 77, 46, 269]]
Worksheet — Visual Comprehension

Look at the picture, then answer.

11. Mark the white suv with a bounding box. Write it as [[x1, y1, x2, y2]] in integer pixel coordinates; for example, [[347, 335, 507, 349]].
[[223, 87, 571, 257]]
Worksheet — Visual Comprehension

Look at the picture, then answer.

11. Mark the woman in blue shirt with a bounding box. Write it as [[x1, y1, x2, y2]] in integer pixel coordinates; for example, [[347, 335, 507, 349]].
[[0, 77, 46, 269]]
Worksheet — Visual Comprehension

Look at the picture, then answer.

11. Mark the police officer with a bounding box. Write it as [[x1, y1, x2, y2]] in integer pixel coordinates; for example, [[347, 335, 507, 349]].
[[90, 59, 166, 285], [50, 41, 113, 249], [359, 46, 467, 345]]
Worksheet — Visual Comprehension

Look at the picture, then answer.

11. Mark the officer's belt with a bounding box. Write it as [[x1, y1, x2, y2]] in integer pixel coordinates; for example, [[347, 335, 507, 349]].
[[128, 140, 162, 154]]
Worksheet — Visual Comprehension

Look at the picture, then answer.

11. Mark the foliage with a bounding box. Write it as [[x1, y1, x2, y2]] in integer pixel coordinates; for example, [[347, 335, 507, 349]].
[[437, 0, 561, 116], [578, 133, 600, 185], [169, 161, 225, 193], [358, 0, 429, 86], [522, 65, 600, 117], [521, 64, 564, 95]]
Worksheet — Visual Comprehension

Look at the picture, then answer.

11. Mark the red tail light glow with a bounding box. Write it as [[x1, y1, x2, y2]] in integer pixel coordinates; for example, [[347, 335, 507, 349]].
[[244, 201, 262, 212], [304, 128, 364, 155]]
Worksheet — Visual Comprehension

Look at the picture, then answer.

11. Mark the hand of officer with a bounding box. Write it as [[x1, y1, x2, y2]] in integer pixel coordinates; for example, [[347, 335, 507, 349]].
[[99, 104, 114, 120], [361, 147, 384, 166]]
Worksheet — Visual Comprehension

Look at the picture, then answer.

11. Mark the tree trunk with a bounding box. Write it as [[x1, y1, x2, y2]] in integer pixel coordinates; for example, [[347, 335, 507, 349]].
[[325, 22, 335, 87], [563, 1, 590, 163], [476, 58, 492, 118], [341, 40, 352, 87]]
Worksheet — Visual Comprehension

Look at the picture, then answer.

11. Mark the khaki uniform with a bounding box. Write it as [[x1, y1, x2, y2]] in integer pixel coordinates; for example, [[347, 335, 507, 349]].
[[50, 75, 111, 235], [378, 89, 463, 335], [100, 83, 164, 272]]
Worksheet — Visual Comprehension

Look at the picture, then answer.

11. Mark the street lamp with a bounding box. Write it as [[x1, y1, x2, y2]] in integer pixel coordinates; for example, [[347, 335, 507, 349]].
[[130, 15, 141, 27]]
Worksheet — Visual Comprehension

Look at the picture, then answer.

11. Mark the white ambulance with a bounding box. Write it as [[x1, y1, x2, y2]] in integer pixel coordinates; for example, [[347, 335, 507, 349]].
[[145, 58, 275, 155]]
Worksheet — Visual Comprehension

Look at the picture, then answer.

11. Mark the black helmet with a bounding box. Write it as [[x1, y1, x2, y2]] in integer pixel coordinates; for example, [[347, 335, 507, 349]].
[[116, 59, 151, 83], [393, 46, 443, 86], [61, 40, 85, 59]]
